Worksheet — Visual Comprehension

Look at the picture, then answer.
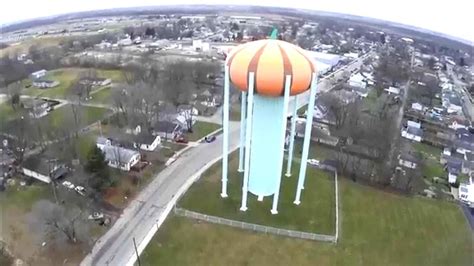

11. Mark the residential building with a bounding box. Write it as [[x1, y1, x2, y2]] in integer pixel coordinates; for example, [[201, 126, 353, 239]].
[[79, 78, 111, 87], [152, 121, 182, 140], [446, 160, 462, 184], [459, 177, 474, 208], [21, 156, 68, 184], [295, 119, 339, 147], [30, 69, 47, 79], [384, 86, 401, 95], [411, 102, 424, 112], [401, 123, 423, 142], [33, 79, 60, 89], [21, 98, 51, 118], [134, 133, 161, 152], [96, 137, 140, 171], [398, 153, 419, 169]]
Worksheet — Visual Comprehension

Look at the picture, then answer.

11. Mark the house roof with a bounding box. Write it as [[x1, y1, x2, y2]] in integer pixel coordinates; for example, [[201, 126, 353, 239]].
[[399, 153, 420, 163], [0, 151, 15, 165], [33, 79, 56, 84], [465, 153, 474, 162], [153, 121, 180, 133], [97, 136, 110, 146], [22, 156, 65, 178], [101, 145, 140, 164], [21, 98, 48, 109], [447, 160, 462, 174], [135, 133, 158, 144], [407, 126, 423, 137], [455, 139, 474, 151]]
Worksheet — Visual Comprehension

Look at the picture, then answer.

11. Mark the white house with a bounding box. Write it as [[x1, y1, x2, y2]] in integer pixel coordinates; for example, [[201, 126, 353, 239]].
[[33, 79, 59, 89], [192, 40, 210, 52], [407, 120, 421, 129], [134, 134, 161, 152], [30, 69, 47, 79], [21, 157, 68, 184], [401, 126, 423, 142], [398, 154, 418, 169], [459, 177, 474, 208], [349, 73, 367, 90], [411, 103, 424, 112], [384, 86, 401, 95], [117, 38, 132, 46], [96, 137, 141, 171]]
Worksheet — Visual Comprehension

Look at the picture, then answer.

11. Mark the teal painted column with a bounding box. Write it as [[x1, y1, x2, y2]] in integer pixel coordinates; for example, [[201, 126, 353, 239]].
[[294, 73, 318, 205], [238, 91, 247, 172], [285, 95, 298, 177], [271, 75, 291, 215], [221, 65, 230, 198], [240, 72, 255, 211]]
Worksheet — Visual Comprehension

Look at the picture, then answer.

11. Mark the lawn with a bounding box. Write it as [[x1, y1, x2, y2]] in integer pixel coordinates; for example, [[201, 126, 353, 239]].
[[89, 87, 112, 104], [414, 142, 442, 161], [97, 69, 124, 82], [44, 104, 109, 129], [22, 68, 124, 99], [230, 102, 241, 121], [0, 36, 67, 58], [179, 153, 336, 234], [422, 160, 446, 179], [0, 184, 51, 262], [186, 121, 221, 141], [292, 139, 334, 161], [22, 68, 80, 98], [142, 178, 473, 266], [0, 103, 17, 123]]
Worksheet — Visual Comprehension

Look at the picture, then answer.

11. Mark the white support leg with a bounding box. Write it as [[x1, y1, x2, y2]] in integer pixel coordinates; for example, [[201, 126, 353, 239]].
[[271, 75, 291, 215], [238, 91, 247, 172], [294, 73, 318, 205], [221, 65, 230, 198], [240, 72, 255, 212], [285, 95, 298, 177]]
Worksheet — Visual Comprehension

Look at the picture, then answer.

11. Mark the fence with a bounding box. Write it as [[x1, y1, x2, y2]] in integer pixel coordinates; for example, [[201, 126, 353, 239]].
[[174, 208, 336, 243]]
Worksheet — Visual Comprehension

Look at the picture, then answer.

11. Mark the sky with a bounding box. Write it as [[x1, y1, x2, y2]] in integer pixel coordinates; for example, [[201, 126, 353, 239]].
[[1, 0, 473, 42]]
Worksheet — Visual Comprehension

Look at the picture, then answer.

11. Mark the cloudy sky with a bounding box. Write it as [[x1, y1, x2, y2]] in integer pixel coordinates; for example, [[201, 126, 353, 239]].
[[1, 0, 473, 42]]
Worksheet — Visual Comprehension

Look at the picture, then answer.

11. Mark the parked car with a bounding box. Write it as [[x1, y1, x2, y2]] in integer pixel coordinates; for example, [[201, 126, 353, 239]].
[[62, 181, 75, 190], [75, 186, 86, 196], [204, 136, 216, 143], [88, 212, 104, 220], [175, 135, 188, 144], [307, 159, 320, 166]]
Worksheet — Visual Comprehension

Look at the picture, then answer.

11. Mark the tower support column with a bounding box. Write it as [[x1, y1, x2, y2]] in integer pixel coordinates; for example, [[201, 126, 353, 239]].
[[238, 91, 247, 172], [286, 95, 298, 177], [221, 65, 230, 198], [294, 73, 318, 205], [240, 72, 255, 211], [271, 75, 291, 214]]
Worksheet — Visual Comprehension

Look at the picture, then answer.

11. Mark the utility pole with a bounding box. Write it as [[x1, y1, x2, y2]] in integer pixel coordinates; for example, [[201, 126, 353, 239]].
[[133, 237, 141, 266]]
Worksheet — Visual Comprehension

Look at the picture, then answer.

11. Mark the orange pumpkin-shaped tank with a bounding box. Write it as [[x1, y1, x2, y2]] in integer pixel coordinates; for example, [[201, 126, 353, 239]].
[[226, 39, 316, 97]]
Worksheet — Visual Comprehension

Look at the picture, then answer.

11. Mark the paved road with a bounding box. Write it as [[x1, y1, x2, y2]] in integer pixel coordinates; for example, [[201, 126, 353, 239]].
[[81, 122, 241, 266], [81, 52, 373, 266], [460, 204, 474, 230]]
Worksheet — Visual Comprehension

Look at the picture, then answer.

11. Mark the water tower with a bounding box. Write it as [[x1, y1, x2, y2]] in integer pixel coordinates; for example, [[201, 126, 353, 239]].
[[221, 39, 318, 214]]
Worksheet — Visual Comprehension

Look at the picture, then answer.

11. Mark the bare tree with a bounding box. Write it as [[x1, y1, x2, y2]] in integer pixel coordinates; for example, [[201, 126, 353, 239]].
[[27, 200, 91, 246]]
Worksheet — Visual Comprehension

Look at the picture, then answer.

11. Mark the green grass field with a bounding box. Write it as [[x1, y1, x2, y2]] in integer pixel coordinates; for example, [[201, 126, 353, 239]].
[[142, 178, 473, 266], [45, 105, 109, 129], [180, 153, 336, 234], [23, 68, 80, 98], [0, 103, 17, 123], [414, 142, 442, 161], [89, 87, 112, 104], [22, 68, 123, 99], [186, 121, 221, 141]]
